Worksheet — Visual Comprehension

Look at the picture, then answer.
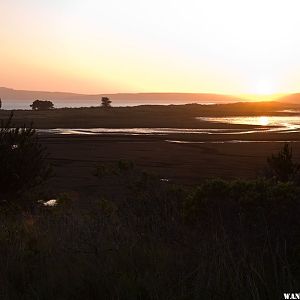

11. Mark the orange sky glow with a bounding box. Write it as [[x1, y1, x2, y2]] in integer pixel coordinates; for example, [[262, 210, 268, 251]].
[[1, 0, 300, 96]]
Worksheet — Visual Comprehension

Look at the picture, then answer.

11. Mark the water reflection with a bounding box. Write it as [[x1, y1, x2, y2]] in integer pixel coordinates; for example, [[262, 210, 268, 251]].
[[198, 115, 300, 133], [38, 128, 240, 135], [259, 116, 269, 126], [167, 140, 300, 144], [37, 115, 300, 136]]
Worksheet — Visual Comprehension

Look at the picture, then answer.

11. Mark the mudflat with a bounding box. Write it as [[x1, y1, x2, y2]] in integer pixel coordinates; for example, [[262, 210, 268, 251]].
[[42, 134, 300, 196]]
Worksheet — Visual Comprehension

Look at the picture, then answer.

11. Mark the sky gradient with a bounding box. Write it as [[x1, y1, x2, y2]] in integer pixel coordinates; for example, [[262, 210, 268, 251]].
[[1, 0, 300, 95]]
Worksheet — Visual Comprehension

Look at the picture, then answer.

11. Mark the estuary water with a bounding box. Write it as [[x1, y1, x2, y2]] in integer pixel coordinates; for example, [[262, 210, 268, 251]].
[[38, 115, 300, 136], [198, 115, 300, 133]]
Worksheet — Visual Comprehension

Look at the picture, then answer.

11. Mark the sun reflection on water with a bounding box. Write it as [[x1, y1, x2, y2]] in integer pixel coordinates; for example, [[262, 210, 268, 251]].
[[259, 116, 269, 126], [199, 116, 300, 128]]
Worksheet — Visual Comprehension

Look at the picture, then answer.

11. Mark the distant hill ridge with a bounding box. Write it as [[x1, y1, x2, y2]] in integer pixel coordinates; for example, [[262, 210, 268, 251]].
[[0, 87, 299, 104], [0, 87, 243, 104]]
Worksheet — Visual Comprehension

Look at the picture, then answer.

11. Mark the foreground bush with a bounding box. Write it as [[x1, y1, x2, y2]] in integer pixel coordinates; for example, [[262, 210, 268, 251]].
[[266, 143, 300, 182], [0, 114, 51, 201], [0, 168, 299, 299]]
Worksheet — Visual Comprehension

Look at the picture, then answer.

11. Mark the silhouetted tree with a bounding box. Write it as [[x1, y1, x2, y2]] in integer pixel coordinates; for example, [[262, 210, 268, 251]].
[[266, 143, 299, 182], [101, 97, 112, 108], [0, 98, 2, 109], [30, 100, 54, 110], [0, 113, 51, 201]]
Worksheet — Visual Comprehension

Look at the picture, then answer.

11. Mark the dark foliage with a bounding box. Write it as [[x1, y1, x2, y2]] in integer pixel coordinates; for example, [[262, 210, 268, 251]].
[[0, 157, 299, 299], [101, 97, 112, 108], [266, 143, 299, 182], [0, 113, 51, 201], [30, 100, 54, 110], [0, 172, 298, 299]]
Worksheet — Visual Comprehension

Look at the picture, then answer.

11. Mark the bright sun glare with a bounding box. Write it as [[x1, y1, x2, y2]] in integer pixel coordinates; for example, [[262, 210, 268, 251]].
[[259, 116, 270, 126], [254, 81, 276, 95]]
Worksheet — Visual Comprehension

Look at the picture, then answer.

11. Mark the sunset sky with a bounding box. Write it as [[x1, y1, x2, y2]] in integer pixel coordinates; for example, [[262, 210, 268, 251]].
[[1, 0, 300, 95]]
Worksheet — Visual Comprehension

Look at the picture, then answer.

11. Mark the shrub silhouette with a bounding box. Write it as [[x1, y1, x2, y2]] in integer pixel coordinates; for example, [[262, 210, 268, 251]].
[[30, 100, 54, 110], [266, 143, 299, 182], [101, 97, 112, 108], [0, 113, 51, 200]]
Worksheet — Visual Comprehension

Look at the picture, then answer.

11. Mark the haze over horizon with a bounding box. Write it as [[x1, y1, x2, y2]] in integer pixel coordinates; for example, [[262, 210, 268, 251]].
[[2, 86, 300, 107], [2, 0, 300, 97]]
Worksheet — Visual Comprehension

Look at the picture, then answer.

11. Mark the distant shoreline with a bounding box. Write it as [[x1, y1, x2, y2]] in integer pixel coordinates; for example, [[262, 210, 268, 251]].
[[1, 101, 220, 111]]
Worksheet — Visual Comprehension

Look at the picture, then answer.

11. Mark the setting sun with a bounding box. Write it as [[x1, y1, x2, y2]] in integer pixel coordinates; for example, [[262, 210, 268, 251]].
[[254, 81, 277, 96]]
